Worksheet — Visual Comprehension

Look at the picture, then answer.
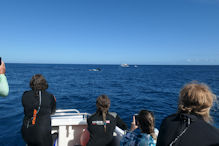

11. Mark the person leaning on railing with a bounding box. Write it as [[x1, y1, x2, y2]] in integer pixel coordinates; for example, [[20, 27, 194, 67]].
[[21, 74, 56, 146], [157, 82, 219, 146], [0, 61, 9, 97]]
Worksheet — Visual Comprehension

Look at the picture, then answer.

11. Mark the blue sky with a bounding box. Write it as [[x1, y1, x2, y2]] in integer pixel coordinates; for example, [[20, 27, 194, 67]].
[[0, 0, 219, 65]]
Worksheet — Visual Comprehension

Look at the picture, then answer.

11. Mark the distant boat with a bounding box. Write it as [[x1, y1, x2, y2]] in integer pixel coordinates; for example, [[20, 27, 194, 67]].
[[134, 65, 138, 68], [88, 68, 101, 71], [120, 64, 129, 67]]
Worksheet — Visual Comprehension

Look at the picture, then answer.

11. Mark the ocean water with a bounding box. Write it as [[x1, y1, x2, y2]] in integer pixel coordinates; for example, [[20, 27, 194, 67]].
[[0, 64, 219, 145]]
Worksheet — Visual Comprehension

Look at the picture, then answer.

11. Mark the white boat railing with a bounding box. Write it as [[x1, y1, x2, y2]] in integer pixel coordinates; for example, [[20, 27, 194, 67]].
[[51, 109, 90, 146], [55, 109, 80, 113], [52, 109, 90, 118]]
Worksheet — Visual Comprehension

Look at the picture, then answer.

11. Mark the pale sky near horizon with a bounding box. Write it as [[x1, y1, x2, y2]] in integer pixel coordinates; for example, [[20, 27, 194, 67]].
[[0, 0, 219, 65]]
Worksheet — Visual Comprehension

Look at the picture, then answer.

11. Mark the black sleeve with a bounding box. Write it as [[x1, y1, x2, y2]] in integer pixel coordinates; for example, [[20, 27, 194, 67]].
[[115, 115, 127, 130], [22, 91, 28, 107], [156, 118, 166, 146], [87, 117, 92, 132], [157, 116, 174, 146], [51, 94, 56, 114], [22, 93, 25, 107]]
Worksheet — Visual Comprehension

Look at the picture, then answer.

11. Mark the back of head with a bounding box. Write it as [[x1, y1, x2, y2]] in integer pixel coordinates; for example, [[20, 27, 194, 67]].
[[178, 82, 215, 122], [30, 74, 48, 94], [96, 94, 110, 132], [96, 94, 110, 114], [138, 110, 156, 140]]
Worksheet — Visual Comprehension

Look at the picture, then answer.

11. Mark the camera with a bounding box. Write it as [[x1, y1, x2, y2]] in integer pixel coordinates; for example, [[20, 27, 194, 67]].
[[134, 114, 139, 125]]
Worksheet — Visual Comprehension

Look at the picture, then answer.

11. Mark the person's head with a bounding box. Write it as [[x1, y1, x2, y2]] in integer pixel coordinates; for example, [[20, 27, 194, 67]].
[[178, 82, 216, 122], [30, 74, 48, 91], [137, 110, 155, 135], [96, 94, 110, 132], [96, 94, 111, 114]]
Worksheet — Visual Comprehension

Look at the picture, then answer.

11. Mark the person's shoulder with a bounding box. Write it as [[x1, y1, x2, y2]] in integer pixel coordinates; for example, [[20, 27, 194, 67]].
[[22, 90, 33, 101], [43, 91, 55, 99], [22, 90, 32, 96], [87, 113, 97, 125], [108, 112, 117, 118], [165, 113, 177, 118], [44, 91, 53, 96], [106, 112, 119, 122], [189, 119, 219, 143], [163, 113, 178, 121], [88, 113, 97, 120], [196, 120, 219, 134], [159, 113, 178, 128], [0, 74, 6, 78]]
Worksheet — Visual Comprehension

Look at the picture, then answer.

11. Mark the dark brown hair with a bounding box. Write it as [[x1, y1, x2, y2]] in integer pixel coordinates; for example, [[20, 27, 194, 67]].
[[138, 110, 157, 140], [96, 94, 110, 132], [30, 74, 48, 94]]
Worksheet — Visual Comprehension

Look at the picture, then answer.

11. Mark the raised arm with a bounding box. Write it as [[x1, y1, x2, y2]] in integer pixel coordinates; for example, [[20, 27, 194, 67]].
[[0, 61, 9, 97], [116, 114, 128, 130]]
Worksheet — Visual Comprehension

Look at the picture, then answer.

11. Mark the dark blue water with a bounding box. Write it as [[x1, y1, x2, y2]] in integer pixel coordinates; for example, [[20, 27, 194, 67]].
[[0, 64, 219, 145]]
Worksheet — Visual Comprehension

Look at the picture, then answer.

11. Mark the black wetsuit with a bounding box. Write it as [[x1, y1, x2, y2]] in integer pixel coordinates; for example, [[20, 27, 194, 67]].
[[157, 113, 219, 146], [87, 112, 127, 146], [21, 90, 56, 146]]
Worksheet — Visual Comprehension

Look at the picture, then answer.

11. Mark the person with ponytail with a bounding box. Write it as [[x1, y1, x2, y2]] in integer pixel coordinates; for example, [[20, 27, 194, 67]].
[[21, 74, 56, 146], [87, 94, 127, 146], [120, 110, 159, 146]]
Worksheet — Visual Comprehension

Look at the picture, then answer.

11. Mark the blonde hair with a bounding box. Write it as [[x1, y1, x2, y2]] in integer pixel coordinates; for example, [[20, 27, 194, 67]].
[[178, 82, 216, 122], [96, 95, 110, 132]]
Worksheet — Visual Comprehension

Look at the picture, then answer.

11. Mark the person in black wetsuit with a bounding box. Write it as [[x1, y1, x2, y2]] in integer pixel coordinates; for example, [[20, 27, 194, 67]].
[[87, 94, 127, 146], [21, 74, 56, 146], [157, 82, 219, 146]]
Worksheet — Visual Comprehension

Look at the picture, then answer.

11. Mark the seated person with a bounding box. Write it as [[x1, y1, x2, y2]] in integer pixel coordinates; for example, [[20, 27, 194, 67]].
[[120, 110, 159, 146], [87, 94, 127, 146], [157, 82, 219, 146], [0, 60, 9, 97]]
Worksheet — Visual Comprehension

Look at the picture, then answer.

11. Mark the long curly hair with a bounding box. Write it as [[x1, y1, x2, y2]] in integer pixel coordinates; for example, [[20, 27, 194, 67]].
[[138, 110, 157, 140], [30, 74, 48, 96], [96, 94, 110, 132], [178, 82, 216, 123]]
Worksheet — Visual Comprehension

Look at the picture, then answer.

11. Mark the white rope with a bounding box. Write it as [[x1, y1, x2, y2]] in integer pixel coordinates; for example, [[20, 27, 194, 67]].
[[169, 118, 191, 146]]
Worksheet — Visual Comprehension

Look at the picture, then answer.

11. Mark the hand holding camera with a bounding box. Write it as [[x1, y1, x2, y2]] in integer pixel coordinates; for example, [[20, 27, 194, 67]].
[[130, 115, 138, 132]]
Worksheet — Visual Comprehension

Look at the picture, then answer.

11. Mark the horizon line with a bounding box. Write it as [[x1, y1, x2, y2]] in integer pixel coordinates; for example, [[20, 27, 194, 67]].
[[5, 62, 219, 66]]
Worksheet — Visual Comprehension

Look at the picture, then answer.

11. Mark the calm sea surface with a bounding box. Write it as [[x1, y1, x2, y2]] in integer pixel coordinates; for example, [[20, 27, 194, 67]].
[[0, 64, 219, 145]]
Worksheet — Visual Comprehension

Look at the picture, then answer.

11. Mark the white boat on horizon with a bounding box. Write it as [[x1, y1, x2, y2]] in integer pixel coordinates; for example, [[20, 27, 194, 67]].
[[120, 64, 129, 67], [51, 109, 125, 146]]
